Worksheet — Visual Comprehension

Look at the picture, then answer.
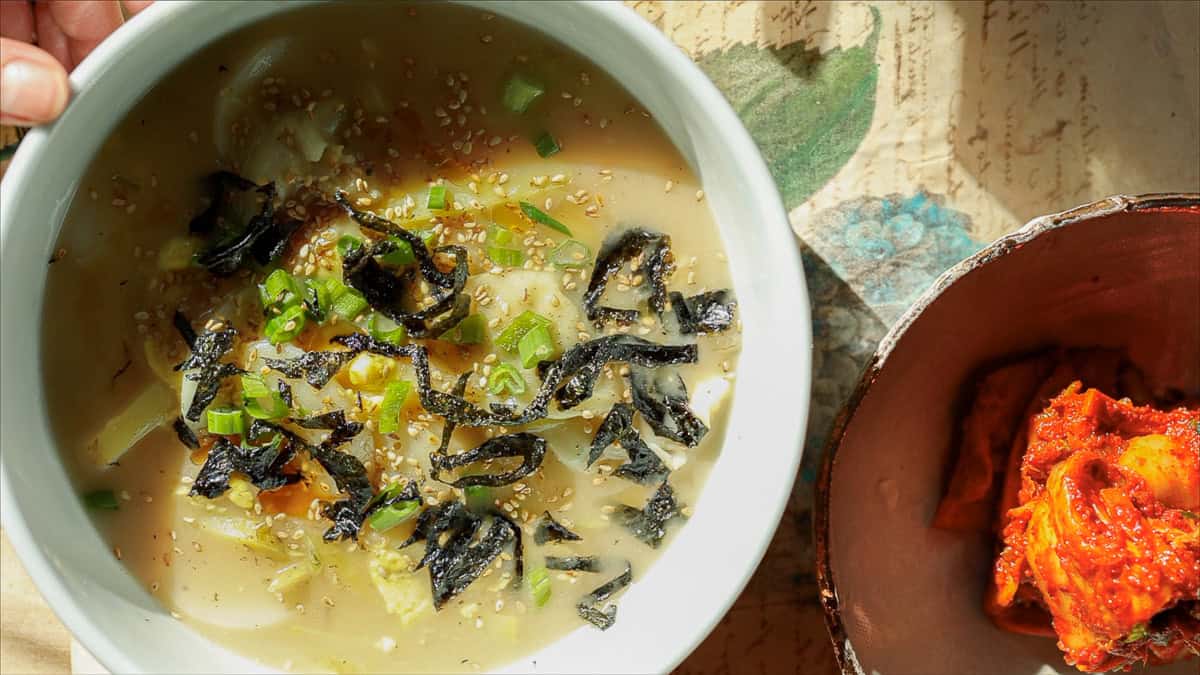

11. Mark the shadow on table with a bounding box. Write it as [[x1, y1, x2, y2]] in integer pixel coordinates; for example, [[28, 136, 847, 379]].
[[950, 0, 1200, 221]]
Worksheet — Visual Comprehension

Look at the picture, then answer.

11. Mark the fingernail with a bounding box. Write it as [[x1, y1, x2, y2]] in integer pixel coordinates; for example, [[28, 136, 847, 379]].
[[0, 60, 69, 123]]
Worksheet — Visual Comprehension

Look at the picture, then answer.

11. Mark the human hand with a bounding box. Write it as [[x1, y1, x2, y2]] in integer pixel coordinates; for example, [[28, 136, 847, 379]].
[[0, 1, 153, 126]]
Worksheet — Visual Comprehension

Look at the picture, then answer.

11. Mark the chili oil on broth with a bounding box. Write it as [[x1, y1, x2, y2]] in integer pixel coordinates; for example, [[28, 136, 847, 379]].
[[42, 3, 740, 673]]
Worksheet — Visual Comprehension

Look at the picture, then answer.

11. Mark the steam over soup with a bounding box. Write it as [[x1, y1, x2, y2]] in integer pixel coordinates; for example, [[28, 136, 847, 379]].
[[44, 3, 740, 673]]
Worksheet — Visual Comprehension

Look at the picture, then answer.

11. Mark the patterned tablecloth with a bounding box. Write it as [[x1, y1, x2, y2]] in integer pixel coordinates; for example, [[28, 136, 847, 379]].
[[2, 2, 1198, 673]]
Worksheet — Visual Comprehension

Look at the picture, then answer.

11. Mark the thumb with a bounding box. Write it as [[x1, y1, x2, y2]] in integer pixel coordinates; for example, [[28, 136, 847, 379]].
[[0, 38, 71, 125]]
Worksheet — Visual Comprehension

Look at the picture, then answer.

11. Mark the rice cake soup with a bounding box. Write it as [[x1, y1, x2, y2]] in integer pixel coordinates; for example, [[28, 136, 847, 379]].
[[43, 3, 740, 672]]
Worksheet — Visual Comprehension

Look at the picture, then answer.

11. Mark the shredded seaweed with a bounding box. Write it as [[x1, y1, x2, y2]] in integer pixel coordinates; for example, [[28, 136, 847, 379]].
[[614, 481, 683, 548], [264, 350, 358, 388], [589, 403, 669, 484], [192, 172, 282, 275], [249, 216, 301, 267], [310, 438, 375, 541], [575, 561, 633, 630], [190, 438, 237, 498], [334, 191, 458, 287], [589, 403, 635, 466], [364, 479, 421, 517], [669, 289, 736, 334], [534, 511, 582, 545], [277, 380, 294, 408], [398, 501, 523, 609], [583, 228, 673, 326], [292, 410, 364, 444], [189, 435, 300, 499], [235, 434, 300, 491], [172, 417, 199, 450], [629, 367, 708, 447], [340, 236, 471, 338], [431, 433, 547, 488], [546, 556, 601, 573], [613, 434, 670, 485], [249, 420, 373, 540], [174, 314, 243, 422], [334, 333, 697, 427], [172, 310, 197, 348]]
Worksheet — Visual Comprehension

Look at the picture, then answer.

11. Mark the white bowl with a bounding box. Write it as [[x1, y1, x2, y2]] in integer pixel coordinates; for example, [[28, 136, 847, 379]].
[[0, 2, 811, 673]]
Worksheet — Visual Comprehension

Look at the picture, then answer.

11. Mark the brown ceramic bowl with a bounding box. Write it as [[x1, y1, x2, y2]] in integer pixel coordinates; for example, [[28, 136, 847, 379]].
[[814, 194, 1200, 675]]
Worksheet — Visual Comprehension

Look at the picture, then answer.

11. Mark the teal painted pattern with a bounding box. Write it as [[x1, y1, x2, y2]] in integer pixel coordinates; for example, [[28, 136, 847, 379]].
[[810, 191, 984, 324]]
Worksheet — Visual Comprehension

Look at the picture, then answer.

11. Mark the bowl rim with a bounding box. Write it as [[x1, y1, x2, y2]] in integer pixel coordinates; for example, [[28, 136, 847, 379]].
[[0, 1, 811, 673], [811, 192, 1200, 674]]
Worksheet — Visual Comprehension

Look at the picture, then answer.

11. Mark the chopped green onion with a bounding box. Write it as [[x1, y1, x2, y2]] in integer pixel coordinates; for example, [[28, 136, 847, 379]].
[[241, 374, 272, 399], [207, 407, 246, 436], [366, 500, 421, 532], [377, 380, 412, 434], [329, 284, 369, 320], [157, 236, 198, 271], [379, 236, 417, 266], [368, 313, 406, 346], [519, 201, 572, 236], [487, 246, 525, 267], [427, 185, 450, 210], [488, 224, 516, 247], [336, 234, 363, 257], [265, 304, 307, 344], [495, 310, 553, 353], [487, 363, 526, 396], [502, 73, 544, 113], [464, 486, 491, 509], [518, 324, 557, 368], [1124, 623, 1150, 643], [549, 239, 592, 269], [83, 489, 119, 511], [261, 269, 303, 310], [533, 131, 560, 158], [440, 314, 486, 345], [528, 567, 552, 607], [304, 278, 331, 322], [242, 375, 289, 420]]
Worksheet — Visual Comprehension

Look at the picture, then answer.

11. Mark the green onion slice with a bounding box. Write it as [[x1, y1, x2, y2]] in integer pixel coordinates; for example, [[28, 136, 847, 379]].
[[488, 224, 516, 247], [377, 380, 412, 434], [533, 131, 560, 158], [368, 313, 407, 346], [336, 234, 363, 258], [366, 500, 421, 532], [242, 375, 289, 420], [304, 278, 331, 322], [464, 485, 491, 509], [83, 489, 119, 511], [379, 236, 417, 266], [207, 407, 246, 436], [260, 269, 304, 315], [427, 185, 450, 210], [502, 74, 544, 114], [265, 304, 307, 344], [440, 314, 486, 345], [487, 363, 526, 396], [528, 567, 552, 607], [549, 239, 592, 269], [495, 310, 553, 353], [487, 246, 524, 268], [518, 324, 557, 368], [328, 282, 369, 321], [519, 201, 572, 236]]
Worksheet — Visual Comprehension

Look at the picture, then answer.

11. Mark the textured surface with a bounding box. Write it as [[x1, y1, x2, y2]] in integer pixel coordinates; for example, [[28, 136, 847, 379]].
[[1, 1, 1199, 674]]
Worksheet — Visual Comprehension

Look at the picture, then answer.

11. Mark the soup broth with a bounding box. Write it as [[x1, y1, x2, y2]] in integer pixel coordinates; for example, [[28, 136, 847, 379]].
[[43, 3, 740, 673]]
